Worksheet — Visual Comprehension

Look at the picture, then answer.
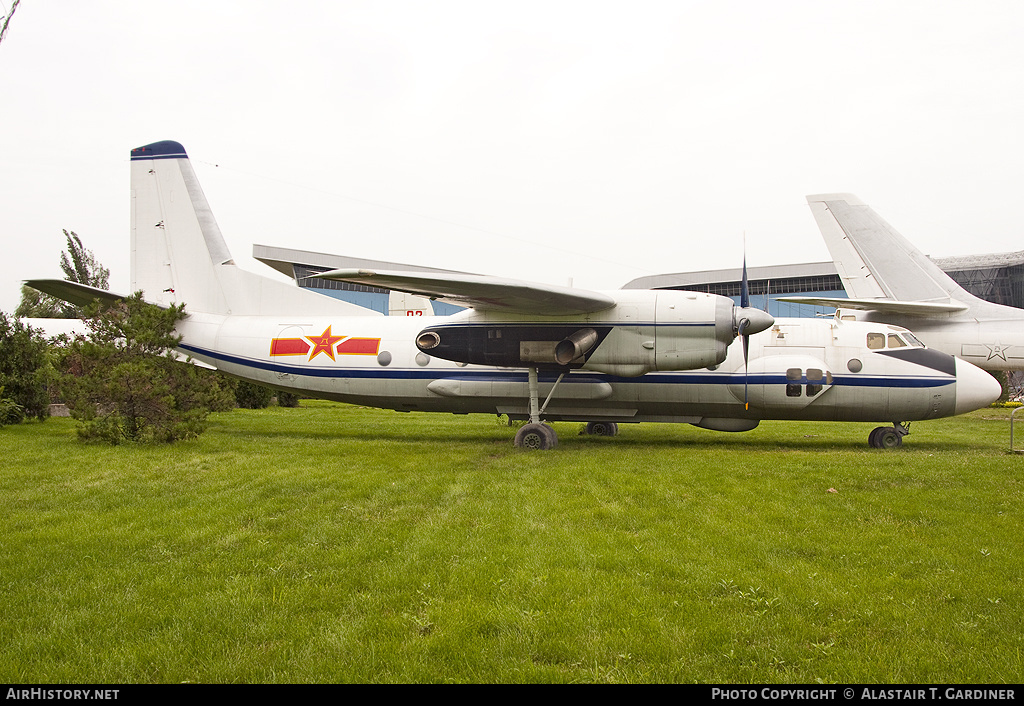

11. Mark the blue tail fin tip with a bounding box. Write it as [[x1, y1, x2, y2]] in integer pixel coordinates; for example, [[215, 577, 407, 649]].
[[130, 140, 188, 160]]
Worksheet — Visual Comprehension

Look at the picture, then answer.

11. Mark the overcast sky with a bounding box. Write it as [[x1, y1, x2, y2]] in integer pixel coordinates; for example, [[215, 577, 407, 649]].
[[2, 0, 1022, 314]]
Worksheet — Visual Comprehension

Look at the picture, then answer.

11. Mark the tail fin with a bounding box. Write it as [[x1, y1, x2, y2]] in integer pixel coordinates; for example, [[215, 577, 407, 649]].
[[130, 141, 379, 317], [805, 193, 974, 305]]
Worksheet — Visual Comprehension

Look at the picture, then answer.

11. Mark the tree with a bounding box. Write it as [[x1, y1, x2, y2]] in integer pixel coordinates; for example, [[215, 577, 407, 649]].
[[17, 230, 111, 319], [0, 312, 52, 421], [0, 0, 21, 48], [60, 230, 110, 289], [58, 294, 233, 444], [15, 286, 68, 319]]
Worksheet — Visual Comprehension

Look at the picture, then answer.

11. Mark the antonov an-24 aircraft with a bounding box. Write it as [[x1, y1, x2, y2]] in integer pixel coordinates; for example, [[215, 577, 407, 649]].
[[26, 141, 1000, 450]]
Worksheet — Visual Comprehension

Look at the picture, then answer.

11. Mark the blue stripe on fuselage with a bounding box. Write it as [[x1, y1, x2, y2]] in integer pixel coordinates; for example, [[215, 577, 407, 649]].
[[179, 344, 954, 389]]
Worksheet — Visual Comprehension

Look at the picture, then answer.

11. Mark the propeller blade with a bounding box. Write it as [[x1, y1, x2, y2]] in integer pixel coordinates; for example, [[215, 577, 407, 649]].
[[735, 244, 771, 411], [738, 317, 750, 410], [740, 253, 750, 310]]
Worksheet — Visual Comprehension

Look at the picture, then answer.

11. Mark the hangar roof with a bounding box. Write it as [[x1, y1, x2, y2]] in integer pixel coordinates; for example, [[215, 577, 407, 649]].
[[252, 243, 1024, 291], [622, 251, 1024, 290]]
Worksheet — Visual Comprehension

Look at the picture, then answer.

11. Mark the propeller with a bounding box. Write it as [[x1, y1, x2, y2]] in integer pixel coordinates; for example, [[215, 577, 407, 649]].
[[734, 252, 774, 410]]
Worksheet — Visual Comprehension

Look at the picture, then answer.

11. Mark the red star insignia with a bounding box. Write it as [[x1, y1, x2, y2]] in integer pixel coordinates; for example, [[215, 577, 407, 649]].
[[305, 326, 344, 361]]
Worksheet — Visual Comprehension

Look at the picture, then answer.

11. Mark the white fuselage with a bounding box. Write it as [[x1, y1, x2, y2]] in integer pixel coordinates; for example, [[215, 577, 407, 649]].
[[175, 311, 996, 427]]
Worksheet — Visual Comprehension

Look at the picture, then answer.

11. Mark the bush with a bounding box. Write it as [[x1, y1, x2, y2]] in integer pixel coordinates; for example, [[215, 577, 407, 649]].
[[235, 381, 274, 409], [0, 312, 51, 421], [276, 390, 301, 408], [0, 397, 25, 427]]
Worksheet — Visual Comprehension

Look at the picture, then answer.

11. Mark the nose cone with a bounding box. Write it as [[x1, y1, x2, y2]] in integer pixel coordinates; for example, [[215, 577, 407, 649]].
[[955, 357, 1002, 415], [735, 307, 774, 336]]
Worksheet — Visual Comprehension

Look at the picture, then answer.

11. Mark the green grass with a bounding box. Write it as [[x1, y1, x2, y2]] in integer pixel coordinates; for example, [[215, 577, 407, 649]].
[[1, 402, 1022, 683]]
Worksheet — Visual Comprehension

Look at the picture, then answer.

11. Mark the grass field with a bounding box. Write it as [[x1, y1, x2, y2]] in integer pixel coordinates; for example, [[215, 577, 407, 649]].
[[1, 402, 1022, 683]]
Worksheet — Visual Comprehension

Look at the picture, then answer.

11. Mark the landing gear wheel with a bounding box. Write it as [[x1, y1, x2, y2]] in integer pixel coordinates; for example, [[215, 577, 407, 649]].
[[869, 426, 903, 449], [584, 421, 619, 437], [868, 424, 884, 446], [515, 423, 558, 450]]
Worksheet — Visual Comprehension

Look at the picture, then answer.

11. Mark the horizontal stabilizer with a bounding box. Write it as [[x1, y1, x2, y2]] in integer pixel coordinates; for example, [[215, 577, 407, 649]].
[[777, 295, 968, 316], [316, 269, 616, 316], [24, 279, 131, 309]]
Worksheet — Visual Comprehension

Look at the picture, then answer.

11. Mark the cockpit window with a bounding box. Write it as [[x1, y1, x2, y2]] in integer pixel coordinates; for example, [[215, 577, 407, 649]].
[[903, 332, 925, 348], [868, 331, 925, 350]]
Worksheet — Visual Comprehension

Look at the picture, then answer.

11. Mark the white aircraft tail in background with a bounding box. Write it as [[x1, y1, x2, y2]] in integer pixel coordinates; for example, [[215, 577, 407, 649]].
[[780, 193, 1024, 371]]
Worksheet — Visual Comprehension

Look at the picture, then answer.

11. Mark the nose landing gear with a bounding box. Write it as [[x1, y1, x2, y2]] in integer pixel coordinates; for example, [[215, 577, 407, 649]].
[[869, 422, 910, 448]]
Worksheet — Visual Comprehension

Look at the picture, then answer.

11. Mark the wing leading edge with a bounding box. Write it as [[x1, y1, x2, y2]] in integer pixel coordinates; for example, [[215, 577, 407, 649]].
[[776, 295, 968, 316], [315, 269, 616, 316]]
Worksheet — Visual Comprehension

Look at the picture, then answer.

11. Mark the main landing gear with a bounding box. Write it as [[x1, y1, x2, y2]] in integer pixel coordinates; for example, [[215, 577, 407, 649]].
[[513, 367, 564, 451], [868, 423, 910, 449], [583, 421, 619, 437], [512, 367, 624, 449], [514, 422, 558, 450]]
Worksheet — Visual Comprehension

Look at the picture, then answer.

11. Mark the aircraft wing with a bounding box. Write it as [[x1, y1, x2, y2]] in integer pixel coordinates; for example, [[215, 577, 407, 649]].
[[24, 279, 131, 309], [777, 295, 968, 315], [315, 269, 616, 316]]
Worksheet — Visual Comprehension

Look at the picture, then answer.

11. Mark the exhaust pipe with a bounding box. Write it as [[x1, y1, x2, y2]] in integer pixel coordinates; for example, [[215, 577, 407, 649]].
[[417, 331, 441, 350], [554, 328, 599, 365]]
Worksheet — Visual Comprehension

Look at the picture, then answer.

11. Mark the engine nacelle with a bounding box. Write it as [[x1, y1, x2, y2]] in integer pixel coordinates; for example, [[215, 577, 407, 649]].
[[583, 293, 736, 376], [415, 323, 615, 369], [415, 291, 772, 376]]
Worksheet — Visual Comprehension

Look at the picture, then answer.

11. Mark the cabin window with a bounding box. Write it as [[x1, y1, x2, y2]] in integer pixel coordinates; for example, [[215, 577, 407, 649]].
[[805, 368, 822, 396], [867, 333, 885, 350], [786, 368, 802, 397], [888, 334, 907, 348]]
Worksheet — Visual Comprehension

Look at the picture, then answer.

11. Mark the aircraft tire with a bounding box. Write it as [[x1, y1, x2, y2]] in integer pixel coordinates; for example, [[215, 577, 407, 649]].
[[868, 427, 883, 447], [869, 426, 902, 449], [584, 421, 619, 437], [515, 423, 558, 450]]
